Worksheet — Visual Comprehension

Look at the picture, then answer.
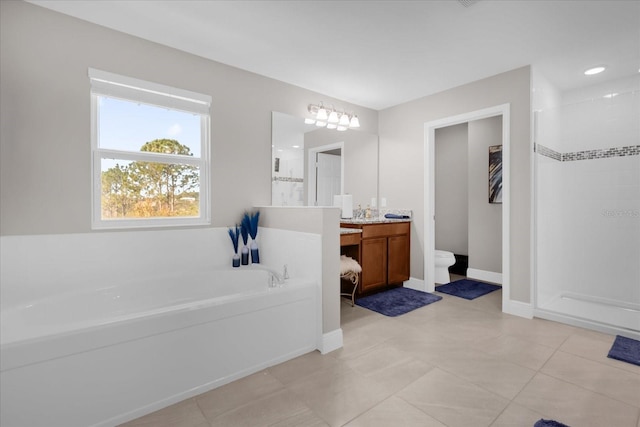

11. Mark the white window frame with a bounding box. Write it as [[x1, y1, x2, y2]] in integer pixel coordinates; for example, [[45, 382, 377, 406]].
[[89, 68, 211, 229]]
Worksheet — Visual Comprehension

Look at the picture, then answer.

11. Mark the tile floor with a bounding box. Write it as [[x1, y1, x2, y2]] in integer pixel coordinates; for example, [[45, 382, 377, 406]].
[[121, 284, 640, 427]]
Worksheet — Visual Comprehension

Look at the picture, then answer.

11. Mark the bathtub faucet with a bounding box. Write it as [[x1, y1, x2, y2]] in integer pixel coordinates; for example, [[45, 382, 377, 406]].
[[266, 265, 289, 287], [248, 264, 288, 287], [268, 269, 285, 287]]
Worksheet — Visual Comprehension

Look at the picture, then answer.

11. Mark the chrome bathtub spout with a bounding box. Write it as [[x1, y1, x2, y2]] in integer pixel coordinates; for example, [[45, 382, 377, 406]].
[[247, 264, 287, 287], [268, 270, 285, 287]]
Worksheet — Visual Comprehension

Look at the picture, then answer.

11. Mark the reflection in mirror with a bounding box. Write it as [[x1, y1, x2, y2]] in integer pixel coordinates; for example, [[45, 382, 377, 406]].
[[271, 112, 378, 208]]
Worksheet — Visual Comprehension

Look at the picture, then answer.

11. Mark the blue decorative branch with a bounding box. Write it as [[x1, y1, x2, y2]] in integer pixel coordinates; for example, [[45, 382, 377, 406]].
[[228, 225, 240, 254]]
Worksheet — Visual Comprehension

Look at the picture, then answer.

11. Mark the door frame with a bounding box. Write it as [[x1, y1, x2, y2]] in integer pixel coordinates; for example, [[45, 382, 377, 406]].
[[424, 104, 511, 312], [307, 142, 344, 206]]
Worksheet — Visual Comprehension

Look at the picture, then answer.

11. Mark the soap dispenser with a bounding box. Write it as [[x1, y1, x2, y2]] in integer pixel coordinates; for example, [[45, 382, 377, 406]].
[[365, 205, 371, 219]]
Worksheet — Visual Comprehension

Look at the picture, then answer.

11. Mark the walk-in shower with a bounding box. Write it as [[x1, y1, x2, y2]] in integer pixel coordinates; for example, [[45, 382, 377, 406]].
[[534, 71, 640, 338]]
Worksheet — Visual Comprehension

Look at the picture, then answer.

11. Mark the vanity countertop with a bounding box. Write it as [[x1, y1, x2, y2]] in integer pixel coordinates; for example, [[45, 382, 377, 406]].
[[340, 217, 412, 225], [340, 227, 363, 235]]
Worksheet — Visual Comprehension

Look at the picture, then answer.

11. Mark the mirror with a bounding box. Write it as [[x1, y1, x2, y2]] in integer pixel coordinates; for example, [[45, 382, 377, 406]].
[[271, 111, 378, 209]]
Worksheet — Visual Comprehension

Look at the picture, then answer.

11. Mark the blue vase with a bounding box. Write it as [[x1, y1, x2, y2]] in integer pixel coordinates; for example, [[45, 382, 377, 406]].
[[232, 254, 240, 268], [241, 246, 249, 265], [250, 241, 260, 264]]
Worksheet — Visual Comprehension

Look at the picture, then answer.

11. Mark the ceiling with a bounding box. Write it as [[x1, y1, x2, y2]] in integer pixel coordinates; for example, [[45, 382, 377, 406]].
[[28, 0, 640, 110]]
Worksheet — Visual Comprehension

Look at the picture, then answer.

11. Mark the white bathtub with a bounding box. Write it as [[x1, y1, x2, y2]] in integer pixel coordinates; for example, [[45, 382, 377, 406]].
[[0, 268, 319, 427]]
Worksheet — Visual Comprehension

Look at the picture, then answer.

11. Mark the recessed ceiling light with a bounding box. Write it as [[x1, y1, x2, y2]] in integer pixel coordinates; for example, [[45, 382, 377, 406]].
[[584, 66, 606, 76]]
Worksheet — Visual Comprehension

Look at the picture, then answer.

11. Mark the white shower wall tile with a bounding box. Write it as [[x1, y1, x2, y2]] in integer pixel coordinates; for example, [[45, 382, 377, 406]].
[[537, 155, 640, 310]]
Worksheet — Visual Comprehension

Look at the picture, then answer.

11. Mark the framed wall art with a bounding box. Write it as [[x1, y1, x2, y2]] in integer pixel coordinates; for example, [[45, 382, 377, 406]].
[[489, 144, 502, 204]]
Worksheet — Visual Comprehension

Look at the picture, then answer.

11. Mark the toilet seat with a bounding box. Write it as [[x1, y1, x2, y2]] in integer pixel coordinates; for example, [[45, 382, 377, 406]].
[[435, 250, 455, 258]]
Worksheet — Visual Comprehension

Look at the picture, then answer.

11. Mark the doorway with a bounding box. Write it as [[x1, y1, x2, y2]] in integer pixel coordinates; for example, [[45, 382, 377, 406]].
[[424, 104, 511, 312], [307, 142, 344, 206]]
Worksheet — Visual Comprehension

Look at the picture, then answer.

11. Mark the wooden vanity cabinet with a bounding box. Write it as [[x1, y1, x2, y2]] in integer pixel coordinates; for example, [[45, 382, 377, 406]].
[[342, 221, 410, 294], [387, 233, 410, 284], [361, 237, 388, 290]]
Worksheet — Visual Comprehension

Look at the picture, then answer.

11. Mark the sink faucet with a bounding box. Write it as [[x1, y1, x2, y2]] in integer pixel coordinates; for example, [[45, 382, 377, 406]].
[[354, 204, 363, 219]]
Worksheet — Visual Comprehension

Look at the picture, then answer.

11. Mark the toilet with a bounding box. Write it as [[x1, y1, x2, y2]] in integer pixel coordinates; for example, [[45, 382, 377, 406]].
[[434, 250, 456, 284]]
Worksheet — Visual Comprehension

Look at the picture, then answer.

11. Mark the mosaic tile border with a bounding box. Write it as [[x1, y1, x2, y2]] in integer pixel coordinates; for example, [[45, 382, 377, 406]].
[[535, 144, 562, 161], [272, 176, 303, 183], [536, 143, 640, 162]]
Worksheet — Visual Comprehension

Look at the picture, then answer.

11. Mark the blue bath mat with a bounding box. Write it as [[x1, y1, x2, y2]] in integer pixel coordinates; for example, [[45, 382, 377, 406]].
[[436, 279, 501, 300], [534, 420, 570, 427], [607, 335, 640, 366], [355, 287, 442, 317]]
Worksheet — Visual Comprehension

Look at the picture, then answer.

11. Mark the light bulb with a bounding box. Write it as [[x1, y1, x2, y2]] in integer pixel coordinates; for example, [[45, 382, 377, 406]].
[[316, 121, 327, 127], [304, 118, 315, 124], [338, 113, 350, 126], [336, 125, 348, 131], [327, 123, 338, 129], [316, 106, 328, 121], [328, 110, 339, 123], [349, 115, 360, 128]]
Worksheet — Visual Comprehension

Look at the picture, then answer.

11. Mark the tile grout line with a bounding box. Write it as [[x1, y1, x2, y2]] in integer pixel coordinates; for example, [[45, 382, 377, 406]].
[[538, 349, 640, 410]]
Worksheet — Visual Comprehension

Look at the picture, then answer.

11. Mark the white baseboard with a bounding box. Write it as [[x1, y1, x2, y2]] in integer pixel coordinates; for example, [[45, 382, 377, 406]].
[[404, 277, 426, 292], [319, 328, 343, 354], [467, 268, 503, 285], [503, 300, 533, 319]]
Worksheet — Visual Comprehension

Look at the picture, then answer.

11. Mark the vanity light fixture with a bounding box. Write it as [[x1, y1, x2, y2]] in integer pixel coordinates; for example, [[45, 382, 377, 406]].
[[307, 102, 360, 130], [584, 66, 606, 76]]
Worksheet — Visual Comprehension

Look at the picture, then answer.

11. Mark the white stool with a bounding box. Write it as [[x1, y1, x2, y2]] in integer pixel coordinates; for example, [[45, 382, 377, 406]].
[[340, 255, 362, 306]]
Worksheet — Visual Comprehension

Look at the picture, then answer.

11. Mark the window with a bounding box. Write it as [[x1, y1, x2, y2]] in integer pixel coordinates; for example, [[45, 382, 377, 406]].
[[89, 68, 211, 229]]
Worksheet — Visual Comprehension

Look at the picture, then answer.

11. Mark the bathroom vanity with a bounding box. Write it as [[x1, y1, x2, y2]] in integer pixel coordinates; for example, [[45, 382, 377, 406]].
[[340, 219, 411, 295]]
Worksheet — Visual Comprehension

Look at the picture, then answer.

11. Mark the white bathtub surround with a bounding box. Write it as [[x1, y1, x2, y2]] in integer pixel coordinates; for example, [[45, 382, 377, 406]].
[[258, 206, 342, 354], [1, 227, 323, 427]]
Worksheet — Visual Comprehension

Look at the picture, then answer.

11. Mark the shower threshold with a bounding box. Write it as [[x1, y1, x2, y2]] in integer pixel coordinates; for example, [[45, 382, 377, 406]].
[[538, 291, 640, 335]]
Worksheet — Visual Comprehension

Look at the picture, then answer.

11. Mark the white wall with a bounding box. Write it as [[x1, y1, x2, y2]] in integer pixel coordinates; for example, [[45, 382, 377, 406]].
[[0, 1, 378, 235], [435, 123, 468, 255], [468, 116, 503, 274], [379, 67, 531, 303]]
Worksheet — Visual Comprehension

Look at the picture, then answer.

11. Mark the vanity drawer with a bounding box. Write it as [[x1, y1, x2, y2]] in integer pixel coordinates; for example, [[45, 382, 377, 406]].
[[361, 222, 409, 239], [340, 233, 361, 246]]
